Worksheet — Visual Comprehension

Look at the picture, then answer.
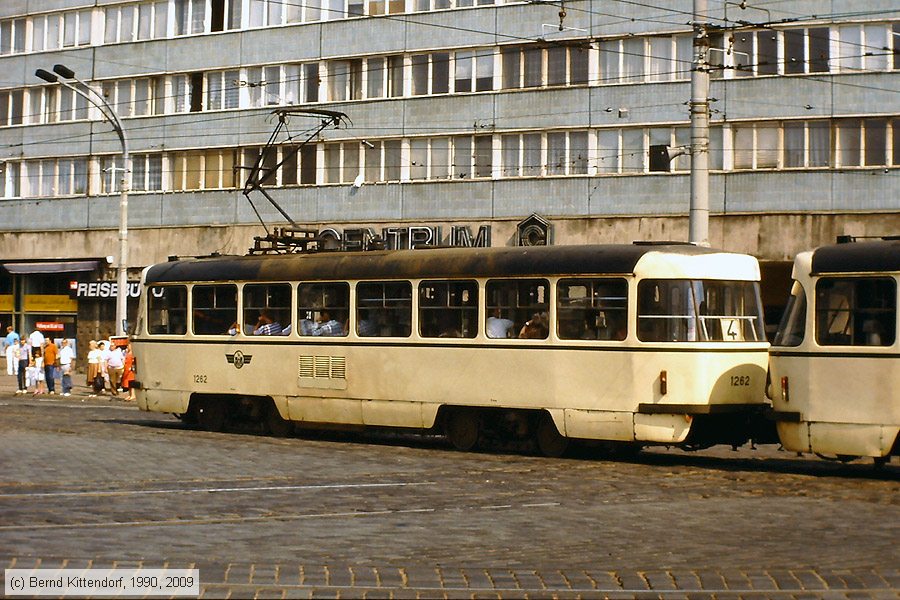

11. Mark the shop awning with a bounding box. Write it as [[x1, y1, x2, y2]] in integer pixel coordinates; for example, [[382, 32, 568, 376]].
[[2, 260, 102, 274]]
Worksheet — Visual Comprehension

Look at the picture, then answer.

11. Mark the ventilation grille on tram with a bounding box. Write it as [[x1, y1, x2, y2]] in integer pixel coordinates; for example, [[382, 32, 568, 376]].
[[298, 355, 346, 380]]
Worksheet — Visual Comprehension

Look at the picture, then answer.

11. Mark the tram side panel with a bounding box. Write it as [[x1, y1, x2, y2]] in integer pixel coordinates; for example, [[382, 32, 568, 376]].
[[771, 353, 900, 457], [137, 339, 768, 447]]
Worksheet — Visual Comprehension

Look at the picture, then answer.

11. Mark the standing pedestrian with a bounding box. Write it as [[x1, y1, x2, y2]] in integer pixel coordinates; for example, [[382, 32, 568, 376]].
[[105, 343, 125, 398], [86, 340, 102, 397], [15, 339, 30, 393], [5, 326, 20, 376], [43, 338, 59, 395], [28, 329, 45, 358], [59, 339, 75, 397], [121, 342, 136, 401], [32, 347, 46, 395]]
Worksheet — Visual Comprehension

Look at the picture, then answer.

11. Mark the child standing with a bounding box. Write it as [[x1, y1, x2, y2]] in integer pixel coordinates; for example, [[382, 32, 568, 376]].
[[33, 348, 46, 395]]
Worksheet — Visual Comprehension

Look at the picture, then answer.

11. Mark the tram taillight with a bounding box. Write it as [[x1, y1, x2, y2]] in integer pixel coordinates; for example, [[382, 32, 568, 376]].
[[780, 376, 790, 403], [659, 370, 667, 395]]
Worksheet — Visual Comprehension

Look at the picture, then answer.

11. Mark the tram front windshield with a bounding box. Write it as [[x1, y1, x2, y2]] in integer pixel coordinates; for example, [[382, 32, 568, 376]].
[[637, 279, 765, 342]]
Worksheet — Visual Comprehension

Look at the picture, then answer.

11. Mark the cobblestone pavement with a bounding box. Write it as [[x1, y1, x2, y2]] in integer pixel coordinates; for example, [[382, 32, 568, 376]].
[[0, 379, 897, 598]]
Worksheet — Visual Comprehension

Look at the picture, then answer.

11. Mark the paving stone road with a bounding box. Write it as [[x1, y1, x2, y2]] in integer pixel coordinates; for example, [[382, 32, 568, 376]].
[[0, 380, 897, 599]]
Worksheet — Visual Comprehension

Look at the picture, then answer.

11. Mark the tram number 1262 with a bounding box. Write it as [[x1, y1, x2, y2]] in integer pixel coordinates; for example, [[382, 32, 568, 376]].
[[730, 375, 751, 387]]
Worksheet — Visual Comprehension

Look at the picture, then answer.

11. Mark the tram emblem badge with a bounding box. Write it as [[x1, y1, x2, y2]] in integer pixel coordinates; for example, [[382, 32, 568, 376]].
[[226, 351, 253, 369]]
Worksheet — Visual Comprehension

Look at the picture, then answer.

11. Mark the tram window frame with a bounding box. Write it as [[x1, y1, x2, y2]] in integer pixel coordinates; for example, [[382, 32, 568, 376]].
[[297, 282, 349, 337], [773, 281, 807, 347], [192, 284, 238, 335], [418, 280, 478, 339], [557, 278, 628, 340], [243, 283, 293, 336], [485, 279, 550, 340], [148, 285, 188, 335], [814, 277, 896, 347], [356, 281, 412, 338], [637, 279, 765, 342]]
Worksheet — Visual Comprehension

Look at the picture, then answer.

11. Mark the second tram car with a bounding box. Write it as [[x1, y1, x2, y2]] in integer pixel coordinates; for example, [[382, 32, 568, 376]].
[[132, 243, 770, 456], [769, 238, 900, 462]]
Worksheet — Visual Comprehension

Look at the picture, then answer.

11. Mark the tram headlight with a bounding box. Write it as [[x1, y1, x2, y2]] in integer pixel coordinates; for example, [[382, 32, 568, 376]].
[[659, 370, 667, 396], [780, 376, 790, 403]]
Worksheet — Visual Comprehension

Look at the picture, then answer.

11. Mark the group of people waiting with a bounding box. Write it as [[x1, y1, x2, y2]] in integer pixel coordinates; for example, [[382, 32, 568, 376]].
[[85, 340, 136, 399], [2, 325, 135, 399], [4, 326, 76, 396]]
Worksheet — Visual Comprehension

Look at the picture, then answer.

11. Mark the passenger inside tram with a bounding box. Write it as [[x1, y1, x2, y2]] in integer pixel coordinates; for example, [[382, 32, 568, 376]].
[[253, 310, 283, 335]]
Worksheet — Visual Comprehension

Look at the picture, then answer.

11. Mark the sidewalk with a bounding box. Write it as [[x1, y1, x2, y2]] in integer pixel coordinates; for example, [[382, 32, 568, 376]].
[[0, 370, 134, 403]]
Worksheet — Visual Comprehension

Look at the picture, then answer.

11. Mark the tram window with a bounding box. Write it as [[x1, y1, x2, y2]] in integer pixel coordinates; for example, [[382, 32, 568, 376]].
[[815, 277, 896, 346], [148, 285, 187, 335], [356, 281, 412, 337], [637, 280, 764, 342], [485, 279, 549, 339], [243, 283, 293, 336], [297, 283, 349, 337], [419, 280, 478, 338], [773, 282, 807, 346], [557, 278, 627, 340], [192, 284, 238, 335]]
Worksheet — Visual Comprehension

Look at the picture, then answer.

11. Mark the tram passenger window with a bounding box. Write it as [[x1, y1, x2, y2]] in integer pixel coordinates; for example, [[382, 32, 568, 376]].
[[356, 281, 412, 337], [485, 279, 549, 339], [192, 285, 238, 335], [243, 283, 292, 336], [148, 285, 187, 335], [637, 280, 764, 342], [815, 277, 896, 346], [557, 278, 627, 340], [773, 282, 806, 347], [297, 283, 349, 337], [419, 280, 478, 338]]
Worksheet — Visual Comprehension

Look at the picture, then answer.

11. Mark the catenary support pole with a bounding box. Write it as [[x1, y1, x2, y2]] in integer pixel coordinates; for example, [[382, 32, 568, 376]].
[[689, 0, 711, 246]]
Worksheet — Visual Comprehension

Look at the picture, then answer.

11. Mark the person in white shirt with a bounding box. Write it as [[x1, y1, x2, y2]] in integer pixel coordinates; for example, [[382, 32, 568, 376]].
[[486, 309, 515, 339], [105, 344, 125, 397], [59, 339, 76, 396], [28, 329, 45, 358]]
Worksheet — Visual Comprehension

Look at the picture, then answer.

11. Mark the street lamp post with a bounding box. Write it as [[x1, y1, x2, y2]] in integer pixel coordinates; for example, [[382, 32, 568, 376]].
[[36, 64, 130, 337]]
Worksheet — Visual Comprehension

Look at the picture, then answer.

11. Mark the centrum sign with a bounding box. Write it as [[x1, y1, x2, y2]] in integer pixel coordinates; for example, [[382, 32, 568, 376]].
[[318, 225, 491, 251], [69, 281, 141, 299]]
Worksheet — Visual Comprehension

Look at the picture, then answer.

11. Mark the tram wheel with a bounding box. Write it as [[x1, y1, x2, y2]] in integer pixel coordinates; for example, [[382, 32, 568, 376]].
[[445, 410, 482, 451], [535, 414, 569, 458], [196, 398, 227, 432], [266, 402, 293, 437]]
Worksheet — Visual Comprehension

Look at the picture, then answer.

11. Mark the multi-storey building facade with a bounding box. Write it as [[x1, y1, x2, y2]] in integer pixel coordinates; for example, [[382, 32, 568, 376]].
[[0, 0, 898, 345]]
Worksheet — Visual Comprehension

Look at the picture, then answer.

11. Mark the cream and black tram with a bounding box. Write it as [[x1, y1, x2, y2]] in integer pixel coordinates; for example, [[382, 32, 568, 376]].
[[132, 243, 770, 456], [769, 238, 900, 463]]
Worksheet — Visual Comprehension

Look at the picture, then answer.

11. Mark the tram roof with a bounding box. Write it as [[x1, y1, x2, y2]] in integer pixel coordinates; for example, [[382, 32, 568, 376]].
[[810, 240, 900, 275], [144, 243, 745, 284]]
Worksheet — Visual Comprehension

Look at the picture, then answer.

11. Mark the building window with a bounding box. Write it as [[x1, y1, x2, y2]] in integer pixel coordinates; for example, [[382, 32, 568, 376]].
[[411, 53, 450, 95], [454, 49, 493, 92], [131, 154, 164, 191], [783, 120, 831, 168], [366, 0, 404, 16], [206, 70, 241, 110], [324, 142, 363, 184], [783, 27, 830, 74], [0, 18, 27, 55], [363, 140, 401, 182], [175, 0, 207, 35]]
